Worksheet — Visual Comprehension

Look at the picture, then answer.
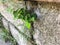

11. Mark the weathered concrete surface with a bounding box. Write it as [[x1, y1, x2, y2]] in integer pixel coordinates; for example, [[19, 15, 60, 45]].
[[0, 1, 60, 45], [0, 1, 33, 45], [0, 39, 10, 45], [34, 3, 60, 45]]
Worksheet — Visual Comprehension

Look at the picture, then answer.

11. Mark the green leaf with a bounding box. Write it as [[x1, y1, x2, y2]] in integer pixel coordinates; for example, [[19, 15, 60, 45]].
[[31, 17, 35, 22], [13, 11, 18, 19], [13, 8, 37, 29], [25, 21, 31, 29]]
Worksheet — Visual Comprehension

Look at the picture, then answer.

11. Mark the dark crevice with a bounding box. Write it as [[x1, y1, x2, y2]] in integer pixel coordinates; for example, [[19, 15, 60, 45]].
[[31, 22, 37, 45], [0, 13, 18, 45], [24, 1, 37, 45]]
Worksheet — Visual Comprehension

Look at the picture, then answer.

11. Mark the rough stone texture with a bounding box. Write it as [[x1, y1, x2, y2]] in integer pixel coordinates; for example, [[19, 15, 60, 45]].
[[0, 0, 60, 45], [0, 15, 11, 45], [0, 1, 33, 45], [34, 3, 60, 45]]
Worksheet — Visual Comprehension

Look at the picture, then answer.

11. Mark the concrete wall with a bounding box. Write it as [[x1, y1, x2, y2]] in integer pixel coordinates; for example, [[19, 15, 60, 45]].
[[0, 1, 60, 45], [34, 2, 60, 45]]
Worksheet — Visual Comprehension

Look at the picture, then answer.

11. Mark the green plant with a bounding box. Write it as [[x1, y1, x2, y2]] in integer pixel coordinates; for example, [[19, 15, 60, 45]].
[[13, 8, 37, 29], [2, 28, 17, 45], [7, 7, 13, 14]]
